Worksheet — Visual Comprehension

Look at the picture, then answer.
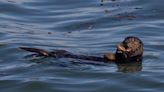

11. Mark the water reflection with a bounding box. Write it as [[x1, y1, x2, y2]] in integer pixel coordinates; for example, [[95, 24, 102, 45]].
[[117, 62, 142, 73], [24, 54, 142, 73], [69, 61, 143, 73]]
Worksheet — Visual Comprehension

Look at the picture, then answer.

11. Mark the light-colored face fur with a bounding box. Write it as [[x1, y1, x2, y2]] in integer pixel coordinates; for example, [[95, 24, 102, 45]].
[[123, 37, 143, 57], [116, 37, 143, 58]]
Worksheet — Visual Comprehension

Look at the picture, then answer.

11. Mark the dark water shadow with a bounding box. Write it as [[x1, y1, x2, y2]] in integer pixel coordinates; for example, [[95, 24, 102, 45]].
[[25, 55, 142, 73]]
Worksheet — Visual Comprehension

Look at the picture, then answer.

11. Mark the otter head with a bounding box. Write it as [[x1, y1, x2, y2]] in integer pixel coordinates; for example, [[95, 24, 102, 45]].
[[115, 36, 143, 63]]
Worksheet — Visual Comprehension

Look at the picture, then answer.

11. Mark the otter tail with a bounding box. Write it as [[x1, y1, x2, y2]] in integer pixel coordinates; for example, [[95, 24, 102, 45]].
[[19, 47, 50, 56]]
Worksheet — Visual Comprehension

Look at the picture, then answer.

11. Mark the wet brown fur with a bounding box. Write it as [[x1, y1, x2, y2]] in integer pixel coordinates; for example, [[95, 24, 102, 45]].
[[115, 36, 143, 63]]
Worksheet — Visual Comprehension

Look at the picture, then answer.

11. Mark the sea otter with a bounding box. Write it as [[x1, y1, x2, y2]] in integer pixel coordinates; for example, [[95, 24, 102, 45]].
[[20, 36, 143, 64], [104, 36, 143, 63]]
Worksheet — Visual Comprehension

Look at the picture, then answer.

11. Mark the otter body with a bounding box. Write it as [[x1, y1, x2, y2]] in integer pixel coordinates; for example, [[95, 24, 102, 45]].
[[20, 36, 143, 64]]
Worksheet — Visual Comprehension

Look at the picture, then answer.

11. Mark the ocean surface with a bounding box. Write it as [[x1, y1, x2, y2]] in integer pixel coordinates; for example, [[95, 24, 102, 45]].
[[0, 0, 164, 92]]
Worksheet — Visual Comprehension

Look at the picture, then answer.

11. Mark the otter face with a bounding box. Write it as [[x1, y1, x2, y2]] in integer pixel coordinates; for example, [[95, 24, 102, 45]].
[[115, 36, 143, 63]]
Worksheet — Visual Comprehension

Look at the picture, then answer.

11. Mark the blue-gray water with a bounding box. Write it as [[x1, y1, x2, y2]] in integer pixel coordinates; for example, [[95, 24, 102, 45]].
[[0, 0, 164, 92]]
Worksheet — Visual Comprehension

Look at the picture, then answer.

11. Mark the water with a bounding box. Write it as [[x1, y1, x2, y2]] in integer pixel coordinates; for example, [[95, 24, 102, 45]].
[[0, 0, 164, 92]]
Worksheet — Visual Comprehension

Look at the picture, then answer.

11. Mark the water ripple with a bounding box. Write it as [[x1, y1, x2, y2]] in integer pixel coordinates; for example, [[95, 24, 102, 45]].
[[0, 0, 164, 92]]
